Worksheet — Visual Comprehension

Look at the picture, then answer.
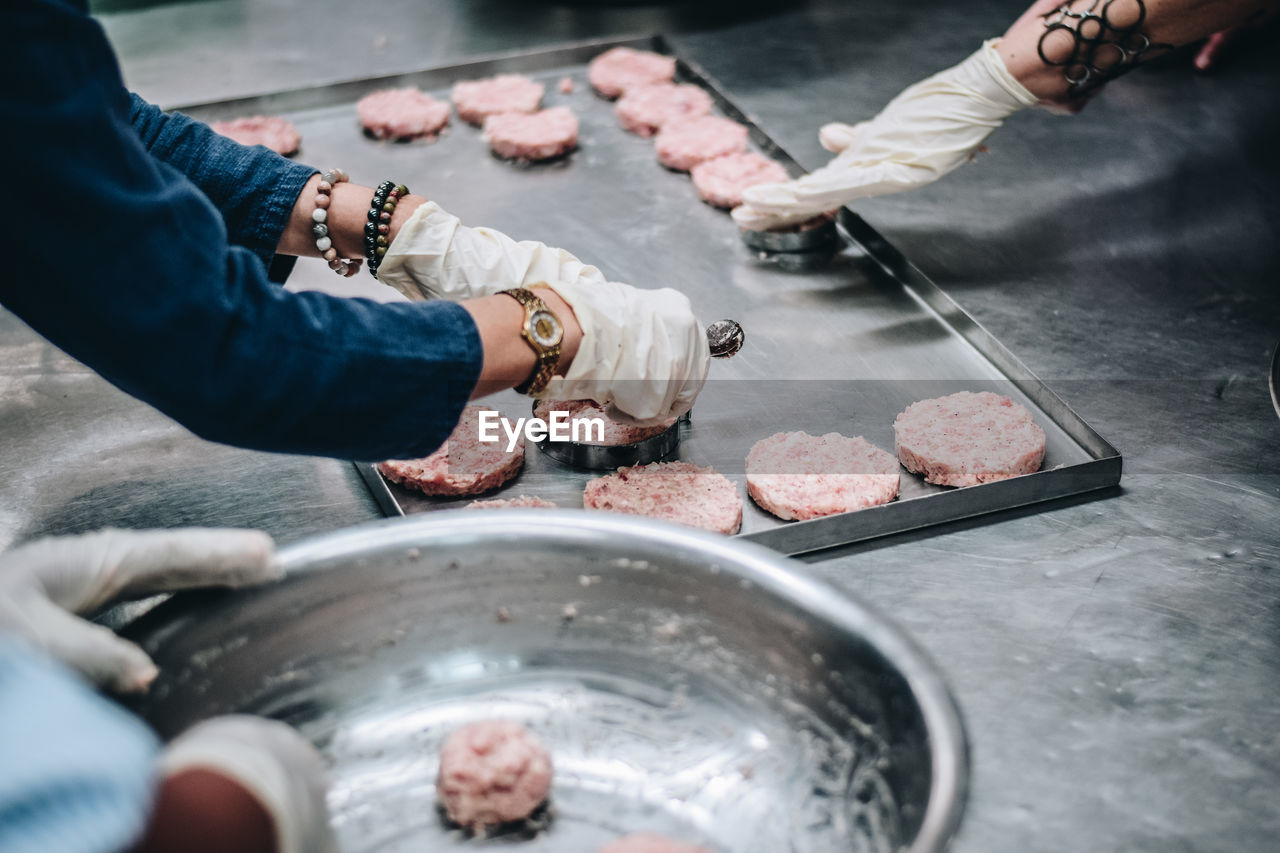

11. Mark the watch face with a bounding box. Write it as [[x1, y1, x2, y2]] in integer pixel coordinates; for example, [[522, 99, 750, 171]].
[[529, 310, 563, 348]]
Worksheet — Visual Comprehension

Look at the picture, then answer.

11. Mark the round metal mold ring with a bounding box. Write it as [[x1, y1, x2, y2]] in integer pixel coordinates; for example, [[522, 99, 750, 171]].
[[530, 400, 682, 470]]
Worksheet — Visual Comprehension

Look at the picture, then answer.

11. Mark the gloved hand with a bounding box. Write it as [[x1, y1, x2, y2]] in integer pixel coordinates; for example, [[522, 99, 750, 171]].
[[378, 200, 607, 301], [731, 39, 1039, 231], [538, 279, 709, 425], [0, 528, 278, 692], [158, 715, 337, 853]]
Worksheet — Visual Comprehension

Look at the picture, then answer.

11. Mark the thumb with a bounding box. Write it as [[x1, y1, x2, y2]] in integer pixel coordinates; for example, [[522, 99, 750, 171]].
[[19, 594, 159, 692], [819, 120, 867, 153]]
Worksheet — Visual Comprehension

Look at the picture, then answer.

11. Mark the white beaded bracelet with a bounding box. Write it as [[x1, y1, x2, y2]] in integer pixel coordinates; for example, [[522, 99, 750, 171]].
[[313, 168, 361, 277]]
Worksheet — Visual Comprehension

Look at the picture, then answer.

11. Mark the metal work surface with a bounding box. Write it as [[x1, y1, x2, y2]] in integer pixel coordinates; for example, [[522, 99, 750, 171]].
[[0, 1, 1274, 851], [124, 512, 968, 852], [214, 37, 1121, 554]]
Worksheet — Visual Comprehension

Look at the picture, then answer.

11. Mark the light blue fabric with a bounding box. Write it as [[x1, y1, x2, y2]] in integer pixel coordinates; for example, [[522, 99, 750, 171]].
[[0, 639, 159, 853]]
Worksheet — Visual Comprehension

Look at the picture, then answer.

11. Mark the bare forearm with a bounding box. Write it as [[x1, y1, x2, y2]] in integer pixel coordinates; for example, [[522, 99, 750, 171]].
[[277, 174, 428, 261], [998, 0, 1278, 106]]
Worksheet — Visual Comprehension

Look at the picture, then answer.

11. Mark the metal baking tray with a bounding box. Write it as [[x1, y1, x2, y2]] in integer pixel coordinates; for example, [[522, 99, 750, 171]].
[[174, 35, 1121, 556]]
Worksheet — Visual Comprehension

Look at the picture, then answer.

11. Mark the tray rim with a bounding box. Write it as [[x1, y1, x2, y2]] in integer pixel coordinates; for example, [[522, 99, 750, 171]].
[[195, 33, 1121, 556]]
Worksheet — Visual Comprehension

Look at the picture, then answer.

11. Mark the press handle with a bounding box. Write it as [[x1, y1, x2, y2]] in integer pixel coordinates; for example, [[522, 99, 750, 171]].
[[706, 319, 745, 359]]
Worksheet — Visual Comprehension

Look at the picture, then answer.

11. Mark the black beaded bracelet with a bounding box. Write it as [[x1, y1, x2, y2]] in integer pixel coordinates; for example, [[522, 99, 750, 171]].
[[365, 180, 408, 279]]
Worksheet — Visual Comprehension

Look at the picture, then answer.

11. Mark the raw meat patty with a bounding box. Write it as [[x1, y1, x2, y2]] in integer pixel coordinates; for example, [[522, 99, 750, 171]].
[[465, 495, 557, 510], [615, 83, 712, 137], [654, 116, 749, 172], [484, 106, 579, 161], [207, 116, 301, 156], [597, 834, 713, 853], [436, 720, 553, 833], [746, 431, 900, 521], [692, 152, 789, 209], [584, 461, 742, 534], [377, 405, 524, 496], [533, 399, 675, 446], [451, 74, 544, 125], [356, 87, 451, 140], [894, 391, 1047, 487], [588, 46, 676, 98]]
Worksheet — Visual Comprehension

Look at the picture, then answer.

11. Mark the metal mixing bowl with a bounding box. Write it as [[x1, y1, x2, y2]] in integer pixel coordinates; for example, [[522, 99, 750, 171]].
[[124, 512, 968, 852]]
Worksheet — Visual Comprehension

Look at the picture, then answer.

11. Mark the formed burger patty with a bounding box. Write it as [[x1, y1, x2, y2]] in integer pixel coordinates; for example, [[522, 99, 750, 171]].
[[484, 106, 579, 162], [894, 391, 1047, 487], [597, 834, 713, 853], [615, 83, 712, 137], [746, 431, 900, 521], [436, 720, 552, 833], [691, 152, 789, 209], [465, 495, 557, 510], [583, 461, 742, 534], [208, 116, 301, 156], [356, 87, 451, 140], [587, 46, 676, 99], [451, 74, 545, 125], [654, 116, 749, 172], [377, 405, 524, 496], [533, 399, 674, 446]]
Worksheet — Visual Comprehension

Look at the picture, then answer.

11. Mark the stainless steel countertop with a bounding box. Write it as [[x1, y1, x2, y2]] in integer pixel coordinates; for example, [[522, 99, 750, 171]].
[[6, 0, 1277, 849]]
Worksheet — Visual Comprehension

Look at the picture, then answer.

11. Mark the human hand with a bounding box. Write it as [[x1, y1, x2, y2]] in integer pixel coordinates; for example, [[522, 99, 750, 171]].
[[0, 528, 278, 692], [539, 279, 709, 425], [732, 39, 1038, 231], [377, 201, 607, 301], [157, 715, 337, 853]]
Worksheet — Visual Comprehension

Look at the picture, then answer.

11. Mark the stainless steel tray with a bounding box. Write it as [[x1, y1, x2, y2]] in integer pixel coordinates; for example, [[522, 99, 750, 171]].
[[176, 35, 1121, 556]]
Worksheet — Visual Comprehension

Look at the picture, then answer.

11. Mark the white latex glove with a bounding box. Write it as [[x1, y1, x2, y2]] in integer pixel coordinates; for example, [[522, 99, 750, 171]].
[[377, 201, 607, 301], [540, 279, 709, 425], [158, 715, 337, 853], [0, 528, 278, 692], [732, 39, 1039, 231]]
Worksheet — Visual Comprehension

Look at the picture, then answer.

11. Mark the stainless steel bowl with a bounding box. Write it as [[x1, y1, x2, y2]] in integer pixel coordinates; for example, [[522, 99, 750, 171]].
[[124, 512, 968, 852]]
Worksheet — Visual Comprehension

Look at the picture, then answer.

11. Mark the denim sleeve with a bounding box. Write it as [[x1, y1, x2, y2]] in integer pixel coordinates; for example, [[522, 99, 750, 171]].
[[1, 0, 482, 461], [0, 640, 160, 853], [128, 94, 316, 277]]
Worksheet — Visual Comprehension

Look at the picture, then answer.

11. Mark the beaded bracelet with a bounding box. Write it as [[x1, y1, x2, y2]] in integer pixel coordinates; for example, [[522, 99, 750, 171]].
[[313, 168, 361, 278], [365, 179, 408, 279]]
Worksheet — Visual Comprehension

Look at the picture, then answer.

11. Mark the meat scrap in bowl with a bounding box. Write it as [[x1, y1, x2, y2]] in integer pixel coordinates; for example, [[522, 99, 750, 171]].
[[436, 720, 552, 834]]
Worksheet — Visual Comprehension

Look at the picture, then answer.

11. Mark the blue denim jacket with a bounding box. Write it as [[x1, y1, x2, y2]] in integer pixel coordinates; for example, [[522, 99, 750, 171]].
[[1, 0, 481, 461]]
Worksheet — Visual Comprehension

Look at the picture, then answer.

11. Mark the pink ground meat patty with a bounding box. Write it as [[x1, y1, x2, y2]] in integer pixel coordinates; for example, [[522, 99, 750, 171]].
[[207, 116, 301, 156], [597, 834, 713, 853], [533, 399, 675, 446], [451, 74, 545, 125], [465, 495, 557, 510], [377, 405, 524, 496], [436, 720, 553, 832], [894, 391, 1047, 487], [654, 116, 749, 172], [356, 87, 451, 140], [484, 106, 579, 161], [746, 431, 900, 521], [692, 152, 789, 209], [615, 83, 713, 137], [588, 46, 676, 98], [583, 461, 742, 534]]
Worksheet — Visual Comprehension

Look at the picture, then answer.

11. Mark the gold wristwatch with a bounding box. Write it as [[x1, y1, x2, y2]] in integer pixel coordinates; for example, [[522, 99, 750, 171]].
[[499, 285, 564, 396]]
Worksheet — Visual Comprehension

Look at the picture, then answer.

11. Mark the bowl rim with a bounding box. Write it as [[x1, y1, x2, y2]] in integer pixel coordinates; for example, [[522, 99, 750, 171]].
[[276, 510, 970, 853]]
